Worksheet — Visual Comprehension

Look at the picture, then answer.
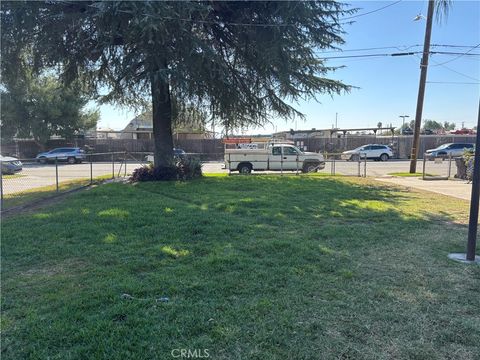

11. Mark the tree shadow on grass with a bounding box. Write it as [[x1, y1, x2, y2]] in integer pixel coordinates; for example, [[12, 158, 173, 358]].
[[1, 176, 478, 360]]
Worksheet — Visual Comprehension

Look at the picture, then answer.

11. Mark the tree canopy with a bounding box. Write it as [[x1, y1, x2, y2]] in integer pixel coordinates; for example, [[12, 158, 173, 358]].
[[1, 72, 99, 145], [1, 1, 353, 165]]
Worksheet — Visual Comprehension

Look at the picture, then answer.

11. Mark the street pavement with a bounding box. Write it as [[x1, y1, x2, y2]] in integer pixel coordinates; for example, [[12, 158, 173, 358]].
[[376, 177, 473, 201]]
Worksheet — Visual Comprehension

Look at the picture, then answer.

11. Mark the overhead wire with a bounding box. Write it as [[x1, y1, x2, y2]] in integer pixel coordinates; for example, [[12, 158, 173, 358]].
[[427, 81, 480, 85], [341, 0, 403, 20], [316, 50, 479, 60], [131, 0, 403, 28], [432, 44, 480, 66], [431, 44, 480, 49], [429, 50, 480, 57], [415, 53, 480, 83]]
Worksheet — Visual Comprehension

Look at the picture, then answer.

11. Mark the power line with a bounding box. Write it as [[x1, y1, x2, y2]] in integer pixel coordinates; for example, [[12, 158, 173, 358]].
[[316, 44, 480, 55], [431, 44, 480, 49], [137, 1, 403, 28], [427, 81, 480, 85], [432, 44, 480, 66], [417, 53, 480, 82], [318, 51, 421, 60], [430, 50, 480, 56], [317, 50, 480, 60], [432, 63, 480, 82], [316, 45, 421, 54], [341, 0, 403, 20]]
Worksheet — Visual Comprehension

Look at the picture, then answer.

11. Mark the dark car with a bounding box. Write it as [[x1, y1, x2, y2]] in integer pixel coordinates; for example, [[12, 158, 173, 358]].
[[1, 154, 23, 175], [421, 129, 434, 135], [401, 128, 414, 135], [36, 147, 86, 164]]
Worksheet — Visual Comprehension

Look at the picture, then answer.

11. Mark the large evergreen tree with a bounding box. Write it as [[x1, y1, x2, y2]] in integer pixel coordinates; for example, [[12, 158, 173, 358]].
[[1, 1, 352, 166]]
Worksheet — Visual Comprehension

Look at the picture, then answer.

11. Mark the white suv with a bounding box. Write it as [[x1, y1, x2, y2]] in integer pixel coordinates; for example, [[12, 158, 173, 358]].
[[341, 144, 394, 161]]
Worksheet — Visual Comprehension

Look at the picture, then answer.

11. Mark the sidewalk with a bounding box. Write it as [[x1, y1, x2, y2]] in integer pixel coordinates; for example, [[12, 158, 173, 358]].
[[376, 177, 473, 201]]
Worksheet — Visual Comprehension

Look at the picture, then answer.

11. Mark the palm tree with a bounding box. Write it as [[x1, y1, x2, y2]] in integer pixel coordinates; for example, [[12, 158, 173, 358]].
[[409, 0, 452, 173]]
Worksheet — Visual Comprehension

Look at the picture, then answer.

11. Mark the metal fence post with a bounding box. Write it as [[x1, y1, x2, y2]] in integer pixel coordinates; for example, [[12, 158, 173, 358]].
[[90, 156, 93, 185], [448, 153, 452, 178], [280, 148, 283, 176], [296, 155, 299, 175], [0, 162, 3, 210], [364, 155, 367, 177], [124, 151, 127, 177], [112, 153, 115, 179], [55, 157, 59, 192], [357, 155, 361, 177], [228, 153, 231, 175], [422, 154, 426, 180]]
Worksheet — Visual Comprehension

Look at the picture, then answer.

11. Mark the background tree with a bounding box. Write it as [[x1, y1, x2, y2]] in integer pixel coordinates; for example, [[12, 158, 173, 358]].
[[1, 1, 352, 166], [443, 121, 456, 131], [422, 119, 443, 132], [1, 73, 99, 146]]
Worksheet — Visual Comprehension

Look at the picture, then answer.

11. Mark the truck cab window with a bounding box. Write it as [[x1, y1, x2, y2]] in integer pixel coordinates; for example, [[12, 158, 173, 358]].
[[272, 147, 281, 155], [283, 147, 298, 155]]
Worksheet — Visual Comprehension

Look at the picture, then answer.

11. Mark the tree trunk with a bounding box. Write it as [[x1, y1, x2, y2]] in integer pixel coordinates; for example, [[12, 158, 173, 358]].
[[150, 61, 174, 167]]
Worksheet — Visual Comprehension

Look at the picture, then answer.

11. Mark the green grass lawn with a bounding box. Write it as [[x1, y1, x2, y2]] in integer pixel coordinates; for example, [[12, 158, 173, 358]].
[[2, 176, 479, 359]]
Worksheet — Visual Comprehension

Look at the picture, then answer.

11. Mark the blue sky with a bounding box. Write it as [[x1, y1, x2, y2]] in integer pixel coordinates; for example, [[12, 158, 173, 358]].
[[96, 0, 480, 134]]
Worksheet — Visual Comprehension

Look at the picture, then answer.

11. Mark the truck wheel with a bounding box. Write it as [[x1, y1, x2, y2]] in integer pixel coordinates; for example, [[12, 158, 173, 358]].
[[238, 163, 252, 174], [379, 153, 389, 161], [303, 163, 319, 173], [350, 154, 360, 162]]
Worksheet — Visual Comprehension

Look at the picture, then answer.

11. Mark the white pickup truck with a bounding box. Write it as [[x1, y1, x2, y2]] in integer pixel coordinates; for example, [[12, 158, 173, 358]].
[[225, 144, 325, 174]]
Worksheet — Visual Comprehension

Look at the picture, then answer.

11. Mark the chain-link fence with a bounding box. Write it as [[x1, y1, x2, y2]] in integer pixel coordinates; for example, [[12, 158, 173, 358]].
[[421, 154, 458, 180], [3, 150, 467, 212], [0, 152, 144, 212]]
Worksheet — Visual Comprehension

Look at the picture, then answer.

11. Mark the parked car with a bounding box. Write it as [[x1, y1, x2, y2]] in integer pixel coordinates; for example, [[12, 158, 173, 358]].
[[421, 129, 434, 135], [36, 147, 86, 164], [0, 154, 23, 175], [225, 144, 325, 174], [146, 148, 187, 163], [341, 144, 394, 161], [425, 143, 474, 159], [401, 128, 414, 135]]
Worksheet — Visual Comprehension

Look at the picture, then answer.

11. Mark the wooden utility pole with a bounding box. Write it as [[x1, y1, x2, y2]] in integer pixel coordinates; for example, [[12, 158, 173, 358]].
[[466, 99, 480, 261], [409, 0, 435, 173]]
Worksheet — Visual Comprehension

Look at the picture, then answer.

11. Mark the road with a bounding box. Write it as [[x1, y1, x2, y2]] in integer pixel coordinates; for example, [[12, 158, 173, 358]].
[[3, 159, 455, 195]]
